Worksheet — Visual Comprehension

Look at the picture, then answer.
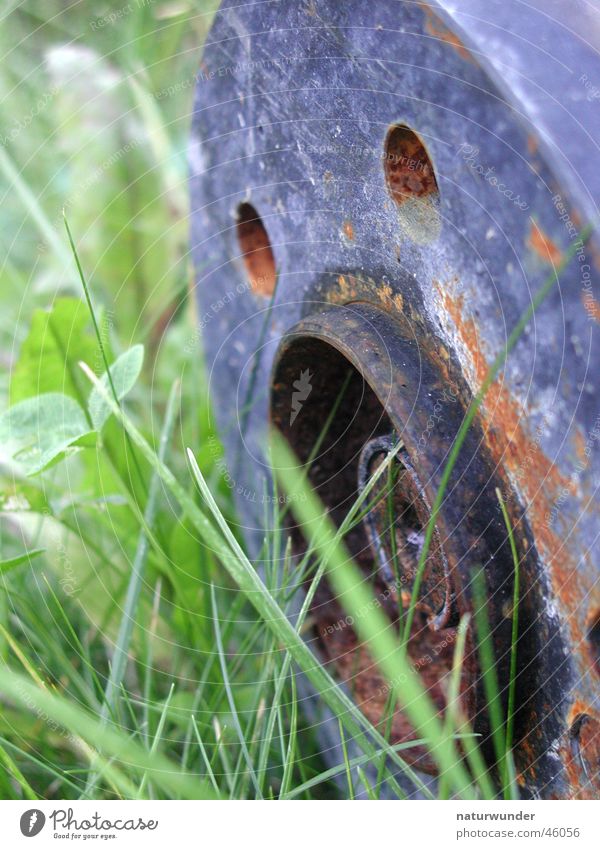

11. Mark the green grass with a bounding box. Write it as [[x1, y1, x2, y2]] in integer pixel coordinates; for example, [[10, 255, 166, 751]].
[[0, 0, 593, 802]]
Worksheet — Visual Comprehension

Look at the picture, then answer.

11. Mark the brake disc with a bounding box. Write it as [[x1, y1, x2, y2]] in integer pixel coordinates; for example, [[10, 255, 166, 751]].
[[190, 0, 600, 798]]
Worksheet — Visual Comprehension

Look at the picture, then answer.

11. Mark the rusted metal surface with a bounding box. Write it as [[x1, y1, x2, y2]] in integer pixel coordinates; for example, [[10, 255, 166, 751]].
[[190, 0, 600, 797]]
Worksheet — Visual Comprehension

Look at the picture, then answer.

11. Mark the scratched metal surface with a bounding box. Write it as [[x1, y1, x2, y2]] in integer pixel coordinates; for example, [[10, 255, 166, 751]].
[[190, 0, 600, 797]]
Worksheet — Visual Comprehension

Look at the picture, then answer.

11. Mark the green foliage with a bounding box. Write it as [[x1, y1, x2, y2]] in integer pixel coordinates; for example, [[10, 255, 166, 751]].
[[0, 338, 144, 476], [0, 0, 234, 801], [10, 298, 100, 404], [0, 393, 93, 475]]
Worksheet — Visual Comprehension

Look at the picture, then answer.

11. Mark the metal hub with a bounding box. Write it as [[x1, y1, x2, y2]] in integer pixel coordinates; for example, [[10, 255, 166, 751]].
[[269, 303, 520, 775]]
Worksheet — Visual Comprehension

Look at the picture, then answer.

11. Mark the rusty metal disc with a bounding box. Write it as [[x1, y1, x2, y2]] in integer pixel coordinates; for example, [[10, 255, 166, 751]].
[[190, 0, 600, 798]]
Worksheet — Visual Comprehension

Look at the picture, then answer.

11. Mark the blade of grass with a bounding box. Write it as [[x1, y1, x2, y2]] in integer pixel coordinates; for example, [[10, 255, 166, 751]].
[[438, 614, 470, 800], [496, 487, 521, 799], [0, 622, 46, 688], [0, 735, 83, 796], [193, 428, 418, 795], [497, 488, 520, 755], [357, 766, 377, 800], [191, 716, 219, 795], [212, 718, 235, 795], [0, 549, 45, 575], [137, 683, 175, 798], [260, 442, 412, 797], [375, 685, 399, 799], [41, 575, 105, 707], [281, 736, 473, 799], [338, 718, 355, 800], [279, 669, 299, 798], [471, 567, 507, 797]]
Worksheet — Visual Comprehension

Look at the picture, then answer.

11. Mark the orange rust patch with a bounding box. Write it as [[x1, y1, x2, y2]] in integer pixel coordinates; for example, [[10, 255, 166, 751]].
[[437, 286, 585, 633], [423, 6, 474, 63], [573, 428, 588, 464], [527, 135, 539, 156], [528, 221, 563, 265], [332, 273, 406, 320], [379, 282, 393, 301], [342, 220, 354, 241]]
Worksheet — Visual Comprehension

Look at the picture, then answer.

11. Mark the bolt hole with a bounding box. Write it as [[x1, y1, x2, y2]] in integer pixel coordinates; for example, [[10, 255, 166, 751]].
[[588, 610, 600, 677], [236, 202, 276, 297], [383, 125, 440, 244], [384, 125, 438, 204]]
